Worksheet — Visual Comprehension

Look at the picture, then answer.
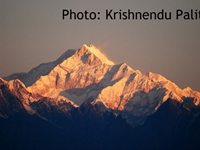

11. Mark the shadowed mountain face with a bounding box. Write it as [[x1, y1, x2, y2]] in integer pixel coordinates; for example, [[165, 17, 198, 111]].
[[0, 90, 200, 150], [0, 99, 132, 150], [0, 44, 200, 149], [131, 99, 200, 149], [1, 44, 200, 127]]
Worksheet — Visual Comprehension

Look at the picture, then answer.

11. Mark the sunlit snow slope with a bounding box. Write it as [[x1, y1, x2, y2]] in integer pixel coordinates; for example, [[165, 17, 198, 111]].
[[2, 44, 200, 124]]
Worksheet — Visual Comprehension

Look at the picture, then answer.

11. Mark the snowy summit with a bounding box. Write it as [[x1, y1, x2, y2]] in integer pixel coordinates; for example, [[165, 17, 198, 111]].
[[1, 44, 200, 126]]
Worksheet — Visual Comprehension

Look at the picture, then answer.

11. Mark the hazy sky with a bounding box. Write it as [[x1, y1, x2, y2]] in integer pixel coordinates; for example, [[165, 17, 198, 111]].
[[0, 0, 200, 91]]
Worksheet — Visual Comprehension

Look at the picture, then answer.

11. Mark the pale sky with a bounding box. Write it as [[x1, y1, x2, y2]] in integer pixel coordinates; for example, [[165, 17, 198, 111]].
[[0, 0, 200, 91]]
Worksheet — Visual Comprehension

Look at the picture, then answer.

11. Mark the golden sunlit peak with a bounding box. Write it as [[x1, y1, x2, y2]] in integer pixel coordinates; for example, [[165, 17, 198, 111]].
[[0, 77, 7, 84], [82, 44, 88, 47], [82, 44, 96, 49], [89, 44, 94, 47], [183, 86, 192, 91], [81, 44, 115, 65]]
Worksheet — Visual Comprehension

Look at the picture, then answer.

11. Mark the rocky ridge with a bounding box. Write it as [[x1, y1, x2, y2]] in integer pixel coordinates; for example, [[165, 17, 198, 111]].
[[1, 44, 200, 126]]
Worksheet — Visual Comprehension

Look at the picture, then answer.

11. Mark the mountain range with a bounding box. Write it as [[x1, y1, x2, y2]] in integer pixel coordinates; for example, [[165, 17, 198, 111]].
[[0, 44, 200, 149]]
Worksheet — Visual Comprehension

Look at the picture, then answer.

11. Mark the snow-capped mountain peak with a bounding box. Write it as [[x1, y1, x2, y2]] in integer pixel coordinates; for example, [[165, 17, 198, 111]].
[[75, 44, 115, 66], [1, 44, 200, 126]]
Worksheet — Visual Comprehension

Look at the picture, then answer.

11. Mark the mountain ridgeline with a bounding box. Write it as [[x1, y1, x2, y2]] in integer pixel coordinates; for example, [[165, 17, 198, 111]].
[[0, 44, 200, 149]]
